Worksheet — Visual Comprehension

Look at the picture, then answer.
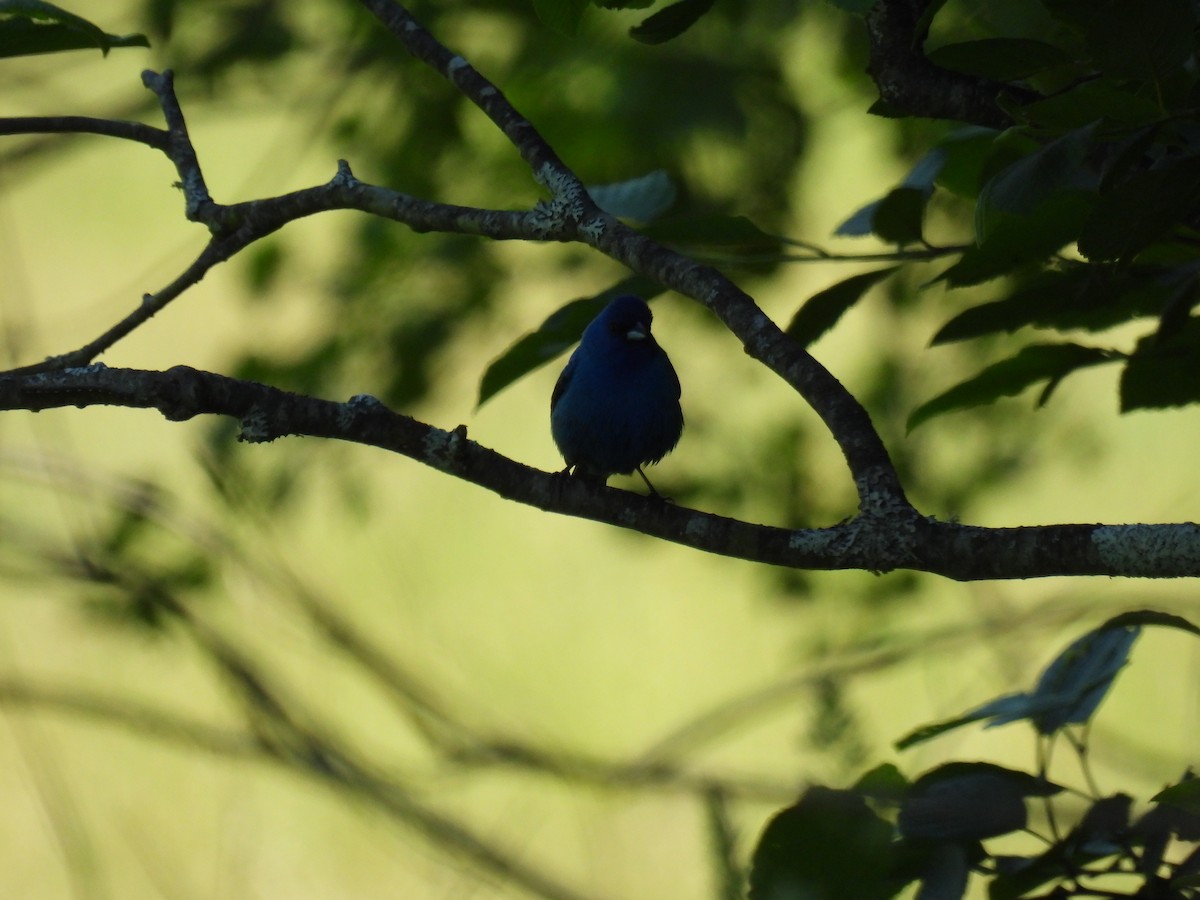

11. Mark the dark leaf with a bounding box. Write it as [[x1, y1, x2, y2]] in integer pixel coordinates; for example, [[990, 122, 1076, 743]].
[[837, 147, 946, 240], [907, 343, 1112, 430], [927, 38, 1072, 81], [931, 264, 1182, 344], [786, 266, 900, 348], [1153, 779, 1200, 818], [872, 187, 927, 245], [532, 0, 590, 34], [1079, 155, 1200, 262], [899, 763, 1054, 841], [938, 191, 1094, 286], [749, 786, 897, 900], [914, 843, 969, 900], [1041, 0, 1196, 82], [0, 0, 149, 57], [1015, 79, 1165, 131], [1120, 318, 1200, 411], [975, 125, 1097, 229], [477, 277, 664, 407], [630, 0, 715, 44]]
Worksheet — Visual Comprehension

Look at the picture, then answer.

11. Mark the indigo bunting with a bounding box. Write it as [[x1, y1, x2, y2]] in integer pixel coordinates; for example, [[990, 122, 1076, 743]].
[[551, 294, 683, 493]]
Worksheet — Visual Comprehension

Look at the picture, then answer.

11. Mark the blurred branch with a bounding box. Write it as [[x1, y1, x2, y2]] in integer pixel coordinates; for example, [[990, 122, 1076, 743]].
[[0, 363, 1199, 579]]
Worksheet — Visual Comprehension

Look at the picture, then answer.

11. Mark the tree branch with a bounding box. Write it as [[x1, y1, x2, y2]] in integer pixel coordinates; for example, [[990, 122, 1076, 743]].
[[352, 0, 913, 517], [3, 363, 1200, 580], [864, 0, 1039, 128]]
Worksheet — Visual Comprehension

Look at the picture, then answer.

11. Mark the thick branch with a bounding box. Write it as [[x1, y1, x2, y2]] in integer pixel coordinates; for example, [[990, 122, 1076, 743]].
[[864, 0, 1038, 128], [4, 364, 1200, 580]]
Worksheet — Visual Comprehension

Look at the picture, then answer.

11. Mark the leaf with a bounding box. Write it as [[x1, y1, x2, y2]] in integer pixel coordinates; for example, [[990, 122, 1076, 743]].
[[476, 277, 664, 407], [1079, 155, 1200, 262], [931, 263, 1182, 344], [786, 266, 900, 348], [907, 343, 1112, 430], [531, 0, 590, 34], [1153, 780, 1200, 816], [935, 127, 1001, 199], [593, 0, 654, 8], [586, 170, 677, 222], [927, 38, 1072, 81], [898, 763, 1055, 841], [749, 786, 897, 900], [1041, 0, 1196, 83], [902, 611, 1200, 749], [0, 0, 149, 57], [1120, 318, 1200, 411], [630, 0, 715, 44], [975, 125, 1097, 233], [852, 762, 911, 804], [1023, 623, 1140, 733], [1015, 79, 1165, 132], [837, 147, 947, 241]]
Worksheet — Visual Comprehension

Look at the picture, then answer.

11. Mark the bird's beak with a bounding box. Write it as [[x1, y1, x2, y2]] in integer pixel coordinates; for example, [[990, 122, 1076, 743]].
[[627, 324, 647, 341]]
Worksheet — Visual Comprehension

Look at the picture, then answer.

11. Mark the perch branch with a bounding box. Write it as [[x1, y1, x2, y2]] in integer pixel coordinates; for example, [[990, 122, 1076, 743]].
[[2, 363, 1199, 580]]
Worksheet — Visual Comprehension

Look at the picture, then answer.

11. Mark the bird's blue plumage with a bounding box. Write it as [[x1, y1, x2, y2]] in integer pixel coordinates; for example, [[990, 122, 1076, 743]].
[[550, 295, 683, 486]]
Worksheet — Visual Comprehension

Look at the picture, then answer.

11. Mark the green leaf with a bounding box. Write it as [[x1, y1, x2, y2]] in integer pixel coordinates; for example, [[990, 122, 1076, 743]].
[[927, 38, 1071, 81], [586, 170, 677, 222], [592, 0, 654, 8], [786, 266, 900, 348], [749, 786, 897, 900], [907, 343, 1113, 430], [852, 763, 911, 804], [0, 0, 148, 56], [935, 127, 1001, 199], [630, 0, 715, 44], [477, 277, 664, 407], [531, 0, 590, 34]]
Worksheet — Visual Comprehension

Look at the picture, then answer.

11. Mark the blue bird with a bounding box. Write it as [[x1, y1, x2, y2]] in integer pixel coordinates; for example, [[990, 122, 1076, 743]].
[[551, 294, 683, 494]]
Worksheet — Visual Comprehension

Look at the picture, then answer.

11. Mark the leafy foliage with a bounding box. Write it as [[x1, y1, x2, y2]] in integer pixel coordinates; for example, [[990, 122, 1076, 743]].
[[752, 611, 1200, 900], [0, 1, 148, 57]]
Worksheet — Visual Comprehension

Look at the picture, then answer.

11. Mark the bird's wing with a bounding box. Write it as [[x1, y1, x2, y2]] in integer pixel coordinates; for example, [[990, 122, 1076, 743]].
[[550, 353, 577, 412]]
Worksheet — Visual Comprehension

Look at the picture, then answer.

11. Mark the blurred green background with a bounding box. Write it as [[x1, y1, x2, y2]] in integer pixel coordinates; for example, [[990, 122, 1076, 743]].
[[1, 1, 1200, 897]]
